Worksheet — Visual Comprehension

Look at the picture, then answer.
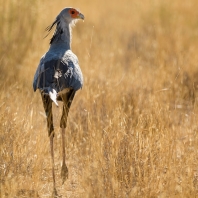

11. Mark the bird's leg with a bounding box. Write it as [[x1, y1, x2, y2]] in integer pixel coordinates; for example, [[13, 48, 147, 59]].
[[41, 93, 58, 196], [50, 133, 58, 197], [60, 90, 75, 184], [41, 93, 54, 136], [60, 105, 69, 184], [61, 126, 68, 184]]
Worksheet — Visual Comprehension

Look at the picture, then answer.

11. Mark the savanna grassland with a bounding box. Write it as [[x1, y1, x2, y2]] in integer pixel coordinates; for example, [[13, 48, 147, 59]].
[[1, 0, 198, 197]]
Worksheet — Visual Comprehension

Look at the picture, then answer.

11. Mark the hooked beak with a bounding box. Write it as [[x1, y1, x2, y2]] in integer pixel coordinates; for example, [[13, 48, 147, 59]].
[[78, 13, 85, 20]]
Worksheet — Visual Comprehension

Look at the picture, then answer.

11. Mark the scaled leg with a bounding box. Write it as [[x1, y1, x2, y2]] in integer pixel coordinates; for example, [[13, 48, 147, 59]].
[[41, 93, 57, 195], [60, 90, 75, 184]]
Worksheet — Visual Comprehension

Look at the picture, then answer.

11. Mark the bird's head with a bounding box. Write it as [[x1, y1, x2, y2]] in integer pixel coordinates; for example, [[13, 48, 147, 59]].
[[48, 7, 84, 29], [45, 7, 84, 44], [59, 7, 84, 23]]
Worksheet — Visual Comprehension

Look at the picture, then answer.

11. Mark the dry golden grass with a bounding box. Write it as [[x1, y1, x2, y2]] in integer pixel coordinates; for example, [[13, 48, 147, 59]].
[[1, 0, 198, 197]]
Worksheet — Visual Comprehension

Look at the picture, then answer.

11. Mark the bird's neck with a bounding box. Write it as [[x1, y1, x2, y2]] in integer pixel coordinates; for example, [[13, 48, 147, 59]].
[[50, 23, 72, 50]]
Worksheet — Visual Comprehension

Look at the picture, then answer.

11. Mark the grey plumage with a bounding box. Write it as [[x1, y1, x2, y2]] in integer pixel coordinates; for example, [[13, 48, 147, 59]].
[[33, 50, 83, 105], [33, 7, 84, 106], [32, 7, 84, 196]]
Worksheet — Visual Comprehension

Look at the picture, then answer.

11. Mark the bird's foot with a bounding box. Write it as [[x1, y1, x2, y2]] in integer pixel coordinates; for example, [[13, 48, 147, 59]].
[[61, 163, 68, 184], [51, 188, 60, 198]]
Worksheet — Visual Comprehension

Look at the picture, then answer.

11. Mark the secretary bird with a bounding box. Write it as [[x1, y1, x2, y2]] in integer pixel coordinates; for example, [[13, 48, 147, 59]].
[[33, 7, 84, 196]]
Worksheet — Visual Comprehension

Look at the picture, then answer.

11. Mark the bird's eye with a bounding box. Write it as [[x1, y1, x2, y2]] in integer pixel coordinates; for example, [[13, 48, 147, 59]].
[[69, 9, 78, 18]]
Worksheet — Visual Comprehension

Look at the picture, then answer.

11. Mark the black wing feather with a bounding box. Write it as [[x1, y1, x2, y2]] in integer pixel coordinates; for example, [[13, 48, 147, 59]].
[[36, 59, 71, 93]]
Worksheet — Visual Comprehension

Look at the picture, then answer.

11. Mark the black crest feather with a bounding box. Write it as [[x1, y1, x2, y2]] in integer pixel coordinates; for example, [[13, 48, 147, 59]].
[[44, 18, 63, 44]]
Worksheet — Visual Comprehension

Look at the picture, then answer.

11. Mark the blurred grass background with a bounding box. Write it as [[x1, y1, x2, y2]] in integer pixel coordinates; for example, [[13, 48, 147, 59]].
[[1, 0, 198, 197]]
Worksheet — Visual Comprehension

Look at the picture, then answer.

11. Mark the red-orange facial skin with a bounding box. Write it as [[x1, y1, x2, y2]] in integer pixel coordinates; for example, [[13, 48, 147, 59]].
[[69, 8, 79, 19]]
